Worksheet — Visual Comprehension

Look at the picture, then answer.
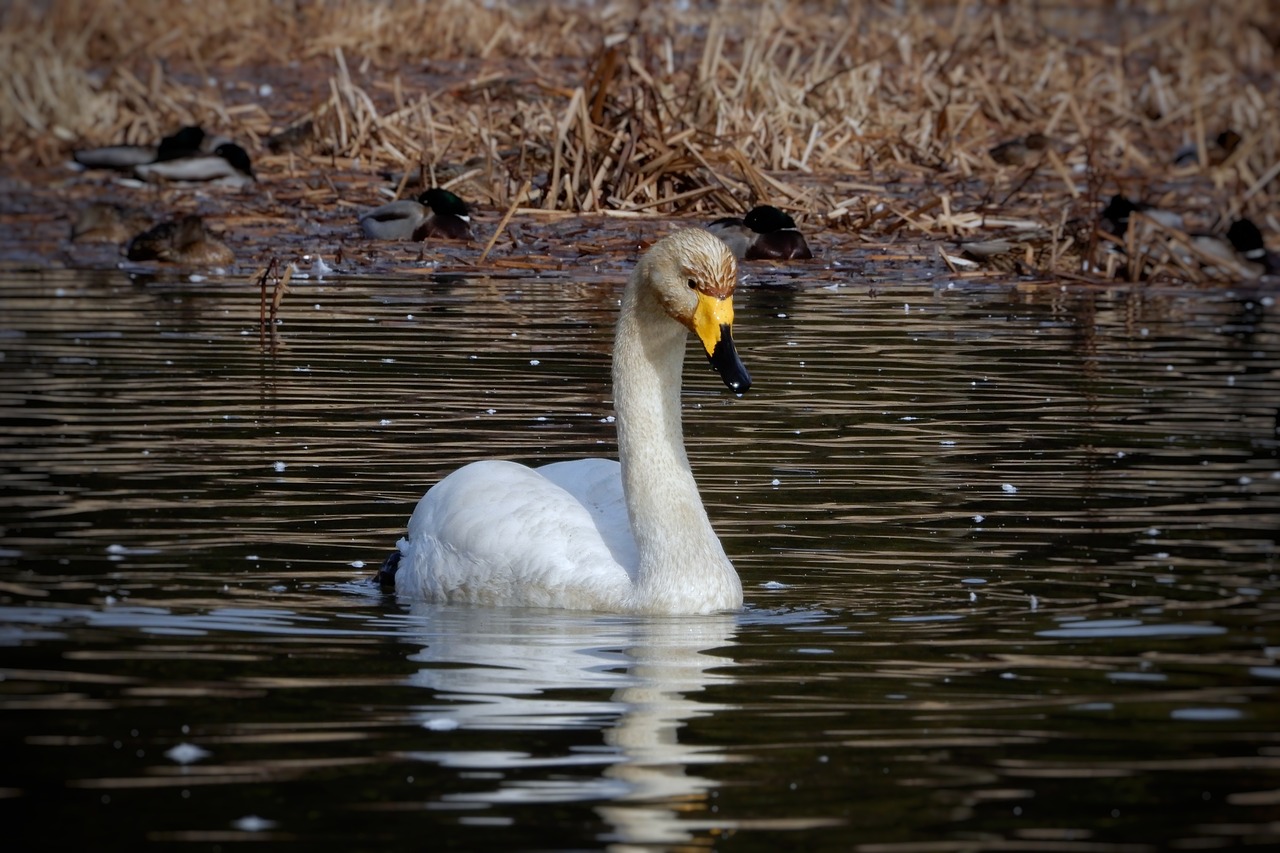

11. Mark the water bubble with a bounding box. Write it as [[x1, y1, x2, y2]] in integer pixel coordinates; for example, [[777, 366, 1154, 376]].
[[165, 743, 211, 765]]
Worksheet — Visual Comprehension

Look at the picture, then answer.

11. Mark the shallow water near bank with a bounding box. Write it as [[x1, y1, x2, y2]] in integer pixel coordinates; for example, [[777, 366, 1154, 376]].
[[2, 262, 1279, 851]]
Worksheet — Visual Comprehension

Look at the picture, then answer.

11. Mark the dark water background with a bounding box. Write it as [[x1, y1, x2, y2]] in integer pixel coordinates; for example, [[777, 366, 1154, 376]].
[[2, 262, 1278, 851]]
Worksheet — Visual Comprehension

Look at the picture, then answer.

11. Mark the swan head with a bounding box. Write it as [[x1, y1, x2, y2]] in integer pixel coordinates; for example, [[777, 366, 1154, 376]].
[[643, 229, 752, 394]]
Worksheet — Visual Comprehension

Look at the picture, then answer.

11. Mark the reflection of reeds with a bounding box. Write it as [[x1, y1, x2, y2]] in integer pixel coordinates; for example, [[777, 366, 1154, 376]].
[[2, 0, 1277, 284]]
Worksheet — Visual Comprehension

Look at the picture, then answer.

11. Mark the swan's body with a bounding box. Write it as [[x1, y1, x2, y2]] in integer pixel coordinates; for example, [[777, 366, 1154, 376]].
[[385, 228, 751, 614]]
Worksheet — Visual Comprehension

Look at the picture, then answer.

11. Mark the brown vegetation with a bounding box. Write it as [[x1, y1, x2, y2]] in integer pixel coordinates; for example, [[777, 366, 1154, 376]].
[[1, 0, 1277, 283]]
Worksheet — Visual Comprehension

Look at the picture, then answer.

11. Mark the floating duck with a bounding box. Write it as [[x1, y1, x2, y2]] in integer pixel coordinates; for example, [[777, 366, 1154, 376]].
[[708, 205, 812, 260], [359, 188, 473, 241], [73, 126, 207, 171], [125, 215, 234, 266], [376, 229, 750, 614], [69, 202, 150, 243], [134, 143, 255, 188]]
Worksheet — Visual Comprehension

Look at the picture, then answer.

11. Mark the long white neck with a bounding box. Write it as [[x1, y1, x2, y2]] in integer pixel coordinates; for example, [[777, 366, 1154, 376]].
[[612, 278, 743, 615]]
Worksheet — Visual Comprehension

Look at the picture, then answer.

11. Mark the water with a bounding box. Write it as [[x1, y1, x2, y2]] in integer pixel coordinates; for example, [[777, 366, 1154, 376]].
[[2, 263, 1279, 851]]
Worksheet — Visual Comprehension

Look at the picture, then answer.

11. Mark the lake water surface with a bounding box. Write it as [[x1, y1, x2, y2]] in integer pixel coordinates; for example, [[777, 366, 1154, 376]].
[[2, 260, 1278, 851]]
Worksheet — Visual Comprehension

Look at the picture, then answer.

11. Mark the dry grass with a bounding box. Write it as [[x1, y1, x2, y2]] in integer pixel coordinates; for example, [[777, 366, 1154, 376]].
[[2, 0, 1277, 284]]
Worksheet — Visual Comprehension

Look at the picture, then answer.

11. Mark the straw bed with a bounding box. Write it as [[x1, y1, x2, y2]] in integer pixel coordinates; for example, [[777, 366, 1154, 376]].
[[1, 0, 1276, 284]]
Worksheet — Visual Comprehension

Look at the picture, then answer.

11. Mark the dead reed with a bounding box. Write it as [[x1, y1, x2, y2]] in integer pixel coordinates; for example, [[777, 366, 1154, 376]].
[[2, 0, 1277, 284], [255, 257, 292, 354]]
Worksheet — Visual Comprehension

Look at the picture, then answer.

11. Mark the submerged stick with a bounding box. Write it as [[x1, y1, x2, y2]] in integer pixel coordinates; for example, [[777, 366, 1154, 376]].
[[255, 259, 277, 352], [269, 262, 294, 355]]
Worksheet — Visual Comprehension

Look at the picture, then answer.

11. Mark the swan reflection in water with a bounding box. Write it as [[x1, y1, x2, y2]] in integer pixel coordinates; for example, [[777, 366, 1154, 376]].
[[400, 604, 742, 846]]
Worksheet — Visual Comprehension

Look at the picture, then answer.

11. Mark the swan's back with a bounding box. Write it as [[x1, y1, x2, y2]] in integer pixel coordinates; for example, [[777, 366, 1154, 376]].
[[538, 458, 639, 571]]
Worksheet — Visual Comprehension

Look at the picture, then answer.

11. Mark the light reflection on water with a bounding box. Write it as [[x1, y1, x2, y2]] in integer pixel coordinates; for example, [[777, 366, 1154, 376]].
[[1, 266, 1278, 850]]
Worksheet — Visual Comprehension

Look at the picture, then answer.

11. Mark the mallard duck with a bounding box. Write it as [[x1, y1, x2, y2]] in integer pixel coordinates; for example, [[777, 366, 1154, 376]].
[[69, 202, 150, 243], [1173, 130, 1243, 167], [134, 143, 255, 187], [73, 126, 207, 171], [1099, 194, 1185, 236], [376, 229, 750, 614], [267, 119, 314, 154], [1099, 196, 1261, 280], [708, 205, 812, 260], [125, 215, 234, 266], [1228, 219, 1280, 275], [989, 132, 1049, 166], [359, 188, 473, 241]]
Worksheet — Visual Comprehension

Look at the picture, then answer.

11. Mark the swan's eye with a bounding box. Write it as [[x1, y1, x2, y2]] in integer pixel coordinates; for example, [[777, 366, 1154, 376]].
[[687, 278, 698, 290]]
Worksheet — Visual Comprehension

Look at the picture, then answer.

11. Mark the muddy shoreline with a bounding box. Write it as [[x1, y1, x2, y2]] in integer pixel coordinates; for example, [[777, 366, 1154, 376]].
[[1, 1, 1276, 285]]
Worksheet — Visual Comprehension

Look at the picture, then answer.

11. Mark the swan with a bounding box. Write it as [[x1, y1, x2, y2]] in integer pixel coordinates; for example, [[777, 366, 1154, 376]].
[[379, 228, 751, 614]]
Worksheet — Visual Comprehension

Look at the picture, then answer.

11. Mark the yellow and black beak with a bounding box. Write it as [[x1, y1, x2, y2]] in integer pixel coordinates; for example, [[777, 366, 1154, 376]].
[[692, 292, 751, 394]]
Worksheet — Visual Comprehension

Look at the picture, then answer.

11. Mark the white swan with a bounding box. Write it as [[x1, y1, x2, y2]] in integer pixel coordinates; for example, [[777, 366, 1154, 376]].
[[380, 228, 751, 614]]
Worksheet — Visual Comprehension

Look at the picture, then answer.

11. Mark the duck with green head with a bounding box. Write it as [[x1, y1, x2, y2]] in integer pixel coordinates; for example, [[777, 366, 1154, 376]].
[[134, 143, 255, 188], [708, 205, 812, 260], [1228, 219, 1280, 276], [359, 188, 473, 241], [73, 126, 208, 171]]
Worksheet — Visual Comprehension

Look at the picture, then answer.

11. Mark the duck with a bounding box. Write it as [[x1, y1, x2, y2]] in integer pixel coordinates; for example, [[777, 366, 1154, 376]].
[[266, 119, 314, 154], [989, 132, 1049, 166], [73, 125, 207, 171], [1227, 219, 1280, 275], [69, 202, 151, 243], [708, 205, 812, 260], [1173, 129, 1242, 167], [1099, 196, 1263, 280], [375, 228, 751, 614], [1099, 194, 1186, 236], [358, 188, 473, 241], [133, 143, 255, 187], [125, 215, 234, 266]]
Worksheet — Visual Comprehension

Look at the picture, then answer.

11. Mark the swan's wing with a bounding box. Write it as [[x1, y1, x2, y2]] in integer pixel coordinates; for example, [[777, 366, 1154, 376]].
[[537, 458, 639, 572], [398, 459, 633, 609]]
